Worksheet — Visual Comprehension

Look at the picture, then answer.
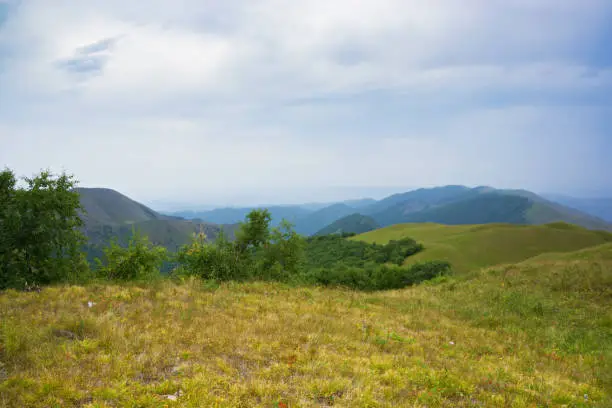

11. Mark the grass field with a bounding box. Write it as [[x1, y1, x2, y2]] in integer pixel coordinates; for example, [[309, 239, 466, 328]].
[[1, 243, 611, 407], [353, 222, 612, 273]]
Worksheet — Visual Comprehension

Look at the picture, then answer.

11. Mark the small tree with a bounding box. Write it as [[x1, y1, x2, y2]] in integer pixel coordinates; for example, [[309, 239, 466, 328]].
[[95, 228, 167, 281], [0, 168, 87, 289], [175, 227, 247, 281], [234, 209, 272, 253], [260, 219, 305, 279]]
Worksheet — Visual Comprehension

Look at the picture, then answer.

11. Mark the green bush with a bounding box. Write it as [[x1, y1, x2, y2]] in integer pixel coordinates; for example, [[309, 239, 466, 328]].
[[304, 235, 423, 269], [257, 220, 305, 280], [174, 230, 248, 281], [0, 169, 88, 290], [95, 229, 168, 281], [305, 261, 452, 291]]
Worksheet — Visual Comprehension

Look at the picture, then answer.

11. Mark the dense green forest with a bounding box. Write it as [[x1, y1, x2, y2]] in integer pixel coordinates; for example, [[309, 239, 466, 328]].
[[0, 169, 450, 292]]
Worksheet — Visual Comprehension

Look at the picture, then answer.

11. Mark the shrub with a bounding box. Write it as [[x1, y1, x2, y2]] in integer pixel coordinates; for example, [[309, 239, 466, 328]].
[[306, 261, 452, 291], [304, 235, 424, 270], [0, 169, 88, 290], [403, 261, 452, 285], [95, 229, 167, 281], [257, 220, 306, 280], [175, 229, 248, 281]]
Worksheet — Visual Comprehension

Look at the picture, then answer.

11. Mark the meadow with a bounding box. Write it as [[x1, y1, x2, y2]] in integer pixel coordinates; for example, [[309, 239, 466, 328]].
[[354, 222, 612, 273], [2, 243, 611, 407]]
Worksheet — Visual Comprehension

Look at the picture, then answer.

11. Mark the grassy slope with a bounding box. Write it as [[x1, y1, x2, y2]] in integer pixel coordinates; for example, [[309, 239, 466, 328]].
[[1, 245, 611, 407], [354, 222, 612, 273]]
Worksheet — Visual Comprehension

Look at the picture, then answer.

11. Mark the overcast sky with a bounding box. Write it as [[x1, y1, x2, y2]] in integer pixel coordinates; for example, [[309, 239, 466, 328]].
[[1, 1, 611, 208]]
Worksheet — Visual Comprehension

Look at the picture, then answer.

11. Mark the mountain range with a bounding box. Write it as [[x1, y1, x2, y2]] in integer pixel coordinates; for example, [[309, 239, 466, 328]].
[[164, 185, 612, 235], [76, 185, 612, 262]]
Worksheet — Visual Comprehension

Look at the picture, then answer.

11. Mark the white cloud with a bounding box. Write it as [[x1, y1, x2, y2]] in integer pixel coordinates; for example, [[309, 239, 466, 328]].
[[1, 0, 611, 204]]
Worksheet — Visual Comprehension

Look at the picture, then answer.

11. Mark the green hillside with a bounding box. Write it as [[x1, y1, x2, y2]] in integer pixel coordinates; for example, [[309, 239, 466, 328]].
[[2, 243, 610, 406], [315, 213, 380, 236], [364, 187, 612, 232], [76, 188, 237, 265], [355, 222, 612, 273], [76, 188, 166, 227]]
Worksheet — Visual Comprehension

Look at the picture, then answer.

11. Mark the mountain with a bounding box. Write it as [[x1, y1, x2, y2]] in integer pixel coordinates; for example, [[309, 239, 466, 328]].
[[293, 203, 357, 235], [363, 185, 473, 215], [76, 188, 169, 227], [543, 195, 612, 222], [170, 202, 368, 236], [341, 198, 377, 208], [365, 187, 612, 231], [314, 214, 380, 236], [76, 188, 236, 260], [167, 206, 311, 227]]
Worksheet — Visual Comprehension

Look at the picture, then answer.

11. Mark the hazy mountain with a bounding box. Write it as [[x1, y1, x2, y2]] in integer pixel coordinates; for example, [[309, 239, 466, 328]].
[[543, 195, 612, 222], [167, 206, 311, 227], [366, 187, 612, 231], [362, 185, 473, 215], [293, 203, 357, 235], [315, 214, 380, 236], [76, 187, 168, 227], [76, 188, 237, 262]]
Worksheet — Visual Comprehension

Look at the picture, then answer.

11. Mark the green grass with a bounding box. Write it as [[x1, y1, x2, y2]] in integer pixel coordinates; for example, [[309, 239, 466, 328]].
[[1, 243, 611, 407], [354, 222, 612, 273]]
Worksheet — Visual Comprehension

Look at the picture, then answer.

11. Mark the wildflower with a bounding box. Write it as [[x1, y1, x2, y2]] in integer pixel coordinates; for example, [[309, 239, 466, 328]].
[[87, 301, 96, 308], [449, 341, 455, 345]]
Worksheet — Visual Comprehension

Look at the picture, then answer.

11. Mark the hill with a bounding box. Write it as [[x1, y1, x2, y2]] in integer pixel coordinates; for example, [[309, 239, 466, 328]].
[[76, 188, 236, 261], [168, 205, 311, 227], [171, 203, 364, 236], [314, 213, 380, 236], [293, 203, 356, 235], [2, 244, 610, 406], [355, 221, 612, 273], [76, 188, 167, 227], [544, 194, 612, 222], [364, 187, 612, 231], [362, 185, 472, 215]]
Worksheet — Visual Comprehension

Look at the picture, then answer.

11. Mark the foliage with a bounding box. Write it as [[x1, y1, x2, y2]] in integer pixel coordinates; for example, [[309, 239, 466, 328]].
[[304, 234, 423, 269], [234, 209, 272, 252], [175, 229, 247, 281], [95, 228, 168, 281], [0, 168, 87, 289], [306, 260, 451, 291], [175, 212, 305, 283]]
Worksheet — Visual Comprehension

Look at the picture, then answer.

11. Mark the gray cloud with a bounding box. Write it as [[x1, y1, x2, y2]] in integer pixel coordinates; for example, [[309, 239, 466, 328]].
[[1, 0, 611, 206]]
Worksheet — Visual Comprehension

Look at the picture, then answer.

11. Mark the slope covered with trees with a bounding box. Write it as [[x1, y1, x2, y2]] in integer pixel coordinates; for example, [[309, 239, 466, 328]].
[[314, 213, 380, 236]]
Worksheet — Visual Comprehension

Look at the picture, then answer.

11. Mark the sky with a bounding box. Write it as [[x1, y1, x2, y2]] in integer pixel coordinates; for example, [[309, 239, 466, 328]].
[[1, 0, 611, 208]]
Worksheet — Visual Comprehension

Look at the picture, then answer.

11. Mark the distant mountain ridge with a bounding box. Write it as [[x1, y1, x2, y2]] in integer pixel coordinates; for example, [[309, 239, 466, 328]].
[[362, 187, 612, 232], [315, 214, 380, 236], [142, 185, 612, 240], [76, 188, 236, 257], [543, 195, 612, 223]]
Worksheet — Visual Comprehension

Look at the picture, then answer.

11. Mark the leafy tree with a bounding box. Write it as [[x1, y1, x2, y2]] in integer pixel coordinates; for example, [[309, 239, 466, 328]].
[[0, 168, 87, 289], [235, 209, 272, 252], [95, 228, 168, 281], [259, 219, 305, 279], [175, 227, 247, 281]]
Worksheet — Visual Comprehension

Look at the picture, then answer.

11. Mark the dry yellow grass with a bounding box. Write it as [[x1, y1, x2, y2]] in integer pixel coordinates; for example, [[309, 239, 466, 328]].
[[1, 246, 611, 407]]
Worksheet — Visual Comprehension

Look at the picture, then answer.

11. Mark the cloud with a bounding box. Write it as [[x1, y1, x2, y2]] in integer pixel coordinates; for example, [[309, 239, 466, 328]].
[[1, 0, 611, 205]]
